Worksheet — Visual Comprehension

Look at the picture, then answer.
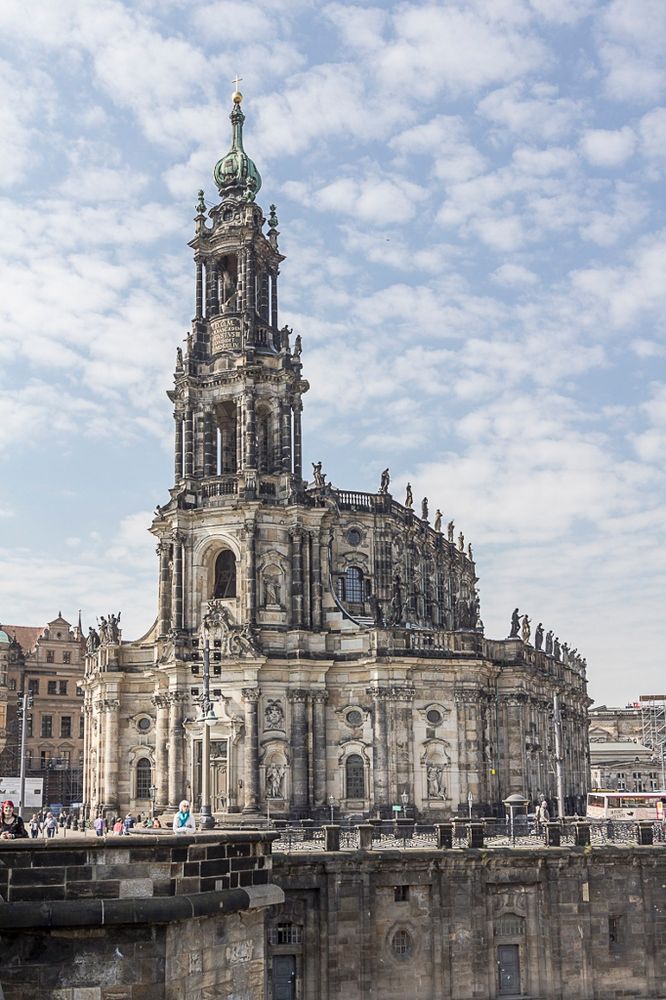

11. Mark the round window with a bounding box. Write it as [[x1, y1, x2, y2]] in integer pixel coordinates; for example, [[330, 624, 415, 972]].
[[346, 709, 363, 727], [426, 708, 442, 726], [347, 529, 362, 546], [137, 717, 151, 732], [391, 929, 413, 960]]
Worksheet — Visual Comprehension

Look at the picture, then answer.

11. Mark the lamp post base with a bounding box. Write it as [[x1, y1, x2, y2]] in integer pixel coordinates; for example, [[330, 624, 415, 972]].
[[199, 806, 215, 830]]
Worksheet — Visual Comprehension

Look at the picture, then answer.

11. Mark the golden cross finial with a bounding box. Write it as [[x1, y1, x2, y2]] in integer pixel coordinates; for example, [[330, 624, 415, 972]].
[[232, 74, 243, 91]]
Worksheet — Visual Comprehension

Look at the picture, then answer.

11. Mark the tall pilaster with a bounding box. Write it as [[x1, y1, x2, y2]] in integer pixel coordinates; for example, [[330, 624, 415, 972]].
[[394, 685, 416, 801], [292, 400, 303, 479], [157, 541, 171, 636], [290, 529, 304, 628], [152, 694, 169, 812], [368, 686, 390, 810], [167, 693, 184, 810], [312, 691, 328, 807], [171, 531, 183, 632], [242, 687, 260, 812], [289, 689, 309, 813], [174, 414, 183, 482], [184, 409, 194, 477], [101, 698, 120, 812], [311, 530, 323, 629]]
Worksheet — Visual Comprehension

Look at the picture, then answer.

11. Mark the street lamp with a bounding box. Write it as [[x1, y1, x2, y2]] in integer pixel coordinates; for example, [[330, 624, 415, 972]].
[[199, 621, 217, 830], [328, 795, 335, 824], [149, 784, 157, 820], [503, 793, 528, 846]]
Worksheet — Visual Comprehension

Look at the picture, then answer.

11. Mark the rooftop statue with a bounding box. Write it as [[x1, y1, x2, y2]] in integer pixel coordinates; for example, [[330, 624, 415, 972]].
[[509, 608, 520, 638]]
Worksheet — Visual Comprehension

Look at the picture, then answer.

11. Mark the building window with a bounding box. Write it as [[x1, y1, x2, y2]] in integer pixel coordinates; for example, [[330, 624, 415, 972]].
[[59, 681, 68, 695], [8, 678, 16, 691], [268, 923, 303, 945], [345, 754, 365, 798], [214, 550, 237, 598], [41, 715, 53, 738], [61, 750, 70, 766], [345, 709, 363, 728], [394, 885, 409, 902], [28, 679, 39, 695], [137, 717, 151, 733], [62, 651, 71, 664], [136, 758, 152, 799], [347, 528, 362, 546], [390, 929, 413, 960], [26, 717, 33, 738], [40, 751, 49, 768], [426, 708, 443, 726], [76, 686, 83, 697], [609, 915, 622, 949], [79, 716, 84, 738], [61, 716, 71, 738], [48, 681, 57, 695], [46, 650, 55, 663], [339, 566, 364, 603], [495, 914, 526, 937]]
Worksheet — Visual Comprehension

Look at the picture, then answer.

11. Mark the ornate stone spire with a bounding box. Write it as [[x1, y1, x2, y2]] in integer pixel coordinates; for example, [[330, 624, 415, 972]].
[[213, 89, 262, 203]]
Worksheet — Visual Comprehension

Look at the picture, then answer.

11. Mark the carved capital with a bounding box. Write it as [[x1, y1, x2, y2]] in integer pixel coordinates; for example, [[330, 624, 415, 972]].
[[287, 688, 309, 703], [311, 690, 329, 705], [242, 687, 261, 704]]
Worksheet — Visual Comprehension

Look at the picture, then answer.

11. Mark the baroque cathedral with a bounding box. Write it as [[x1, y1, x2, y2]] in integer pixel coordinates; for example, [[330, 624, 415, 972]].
[[83, 92, 590, 822]]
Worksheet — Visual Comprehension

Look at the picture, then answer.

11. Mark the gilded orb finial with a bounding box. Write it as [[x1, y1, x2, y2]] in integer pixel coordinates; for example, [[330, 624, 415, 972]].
[[232, 73, 243, 104]]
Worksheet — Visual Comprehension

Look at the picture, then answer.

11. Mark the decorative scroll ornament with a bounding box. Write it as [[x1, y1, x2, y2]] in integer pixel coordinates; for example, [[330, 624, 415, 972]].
[[203, 600, 261, 657]]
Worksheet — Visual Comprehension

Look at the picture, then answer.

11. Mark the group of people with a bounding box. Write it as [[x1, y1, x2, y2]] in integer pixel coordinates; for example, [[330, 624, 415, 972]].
[[1, 798, 200, 842]]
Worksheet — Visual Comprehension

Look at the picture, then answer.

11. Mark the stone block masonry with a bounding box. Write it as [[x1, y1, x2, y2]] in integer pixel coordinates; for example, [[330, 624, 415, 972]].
[[270, 844, 666, 1000], [0, 832, 283, 1000]]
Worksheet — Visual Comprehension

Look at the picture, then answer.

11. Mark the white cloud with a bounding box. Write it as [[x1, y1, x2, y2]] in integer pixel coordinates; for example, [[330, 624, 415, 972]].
[[639, 106, 666, 167], [597, 0, 666, 102], [579, 125, 636, 166], [478, 82, 583, 141], [491, 263, 538, 286], [390, 115, 487, 184]]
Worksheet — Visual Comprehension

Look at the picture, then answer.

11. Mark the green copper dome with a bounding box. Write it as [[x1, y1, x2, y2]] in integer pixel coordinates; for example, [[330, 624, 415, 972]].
[[0, 629, 10, 644], [213, 96, 262, 203]]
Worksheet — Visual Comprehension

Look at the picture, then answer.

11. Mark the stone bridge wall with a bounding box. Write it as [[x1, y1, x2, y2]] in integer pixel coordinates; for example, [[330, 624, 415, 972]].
[[0, 831, 283, 1000]]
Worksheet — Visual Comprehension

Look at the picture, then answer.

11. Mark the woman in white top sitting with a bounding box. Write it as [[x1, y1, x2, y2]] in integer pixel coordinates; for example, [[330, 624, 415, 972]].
[[172, 800, 196, 834]]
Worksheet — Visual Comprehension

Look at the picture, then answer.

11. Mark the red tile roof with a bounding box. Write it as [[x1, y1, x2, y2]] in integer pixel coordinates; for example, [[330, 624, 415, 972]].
[[1, 625, 44, 652]]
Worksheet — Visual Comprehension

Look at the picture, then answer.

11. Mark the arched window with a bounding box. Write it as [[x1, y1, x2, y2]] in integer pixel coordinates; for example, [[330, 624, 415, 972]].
[[341, 566, 364, 604], [257, 410, 273, 472], [214, 550, 237, 598], [136, 758, 152, 799], [345, 754, 365, 798]]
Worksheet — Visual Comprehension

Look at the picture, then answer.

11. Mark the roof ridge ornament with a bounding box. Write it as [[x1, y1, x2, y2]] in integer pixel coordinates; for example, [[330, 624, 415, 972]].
[[213, 78, 262, 204]]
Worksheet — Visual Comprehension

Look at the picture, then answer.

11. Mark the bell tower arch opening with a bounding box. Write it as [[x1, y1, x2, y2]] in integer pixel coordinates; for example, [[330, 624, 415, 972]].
[[213, 550, 237, 599]]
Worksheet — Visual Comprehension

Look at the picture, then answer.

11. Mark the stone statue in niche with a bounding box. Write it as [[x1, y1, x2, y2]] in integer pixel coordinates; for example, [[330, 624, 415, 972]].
[[266, 762, 285, 798], [427, 765, 445, 799], [264, 700, 284, 731], [263, 575, 282, 607]]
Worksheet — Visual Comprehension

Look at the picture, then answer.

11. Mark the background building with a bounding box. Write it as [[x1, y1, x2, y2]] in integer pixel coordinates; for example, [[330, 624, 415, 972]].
[[0, 614, 85, 809], [83, 96, 590, 823]]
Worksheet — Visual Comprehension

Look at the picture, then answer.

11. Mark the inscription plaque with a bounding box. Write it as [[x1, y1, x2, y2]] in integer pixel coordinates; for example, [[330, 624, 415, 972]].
[[211, 317, 242, 353]]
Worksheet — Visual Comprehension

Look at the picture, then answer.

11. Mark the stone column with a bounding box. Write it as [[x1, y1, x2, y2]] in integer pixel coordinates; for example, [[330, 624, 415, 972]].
[[289, 689, 309, 813], [243, 520, 257, 625], [259, 270, 269, 321], [394, 686, 416, 801], [245, 393, 256, 469], [82, 702, 92, 814], [157, 541, 171, 636], [102, 698, 120, 811], [171, 532, 183, 632], [204, 412, 214, 476], [195, 256, 203, 319], [368, 687, 390, 811], [270, 271, 278, 329], [311, 529, 323, 629], [152, 694, 169, 812], [184, 409, 194, 477], [242, 688, 260, 812], [292, 400, 303, 479], [167, 693, 184, 810], [205, 258, 214, 318], [312, 691, 328, 807], [290, 529, 304, 628], [174, 413, 183, 483], [211, 261, 219, 316], [281, 401, 292, 472], [302, 531, 312, 629]]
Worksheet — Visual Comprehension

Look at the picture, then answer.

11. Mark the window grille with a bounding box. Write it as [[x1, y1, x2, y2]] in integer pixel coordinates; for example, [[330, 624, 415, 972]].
[[269, 923, 302, 945], [136, 758, 152, 799], [345, 754, 365, 798], [495, 914, 525, 937], [391, 929, 413, 960]]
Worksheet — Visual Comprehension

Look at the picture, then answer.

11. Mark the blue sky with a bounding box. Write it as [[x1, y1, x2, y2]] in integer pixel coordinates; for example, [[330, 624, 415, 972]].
[[0, 0, 664, 707]]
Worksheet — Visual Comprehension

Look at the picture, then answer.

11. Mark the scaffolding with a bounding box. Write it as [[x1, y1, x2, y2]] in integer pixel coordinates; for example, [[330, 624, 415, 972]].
[[640, 694, 666, 752]]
